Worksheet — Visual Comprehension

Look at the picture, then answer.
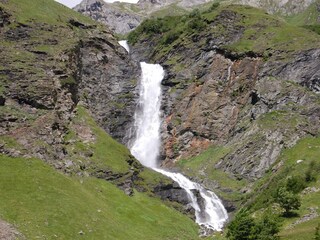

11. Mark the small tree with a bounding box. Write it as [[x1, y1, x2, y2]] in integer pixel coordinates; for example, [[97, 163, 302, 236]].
[[227, 209, 255, 240], [275, 187, 301, 216], [286, 176, 306, 194], [253, 213, 280, 240]]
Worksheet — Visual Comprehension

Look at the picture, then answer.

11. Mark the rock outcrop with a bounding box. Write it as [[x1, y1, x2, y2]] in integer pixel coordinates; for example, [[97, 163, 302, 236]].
[[74, 0, 142, 35]]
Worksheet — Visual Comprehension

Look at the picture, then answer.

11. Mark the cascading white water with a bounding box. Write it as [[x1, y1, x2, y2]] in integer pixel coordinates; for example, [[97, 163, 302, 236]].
[[119, 40, 130, 53], [130, 62, 164, 167], [155, 168, 228, 231], [119, 40, 228, 232]]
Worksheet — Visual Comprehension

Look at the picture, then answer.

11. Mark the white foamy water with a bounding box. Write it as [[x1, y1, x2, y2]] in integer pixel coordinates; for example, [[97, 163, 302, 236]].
[[128, 47, 228, 231], [119, 40, 130, 53], [130, 62, 164, 167]]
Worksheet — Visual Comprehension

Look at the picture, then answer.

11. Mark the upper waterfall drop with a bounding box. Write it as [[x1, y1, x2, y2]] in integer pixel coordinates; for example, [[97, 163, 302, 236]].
[[119, 40, 130, 53], [130, 62, 164, 168]]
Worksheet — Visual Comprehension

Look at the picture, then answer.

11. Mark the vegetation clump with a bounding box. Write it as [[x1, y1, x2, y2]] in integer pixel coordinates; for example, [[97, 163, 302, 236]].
[[275, 187, 301, 216], [227, 209, 281, 240]]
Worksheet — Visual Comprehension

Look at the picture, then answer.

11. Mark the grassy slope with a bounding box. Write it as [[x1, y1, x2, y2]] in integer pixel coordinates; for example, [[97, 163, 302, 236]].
[[286, 0, 320, 26], [0, 155, 199, 240], [129, 4, 320, 61], [0, 0, 201, 238], [178, 136, 320, 239]]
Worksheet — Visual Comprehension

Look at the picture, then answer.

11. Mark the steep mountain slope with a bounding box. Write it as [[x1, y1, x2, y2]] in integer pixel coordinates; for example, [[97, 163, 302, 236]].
[[127, 4, 320, 238], [0, 0, 202, 238], [74, 0, 318, 34]]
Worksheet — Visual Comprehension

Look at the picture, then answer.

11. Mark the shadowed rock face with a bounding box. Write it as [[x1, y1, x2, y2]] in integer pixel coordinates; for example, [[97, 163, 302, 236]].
[[77, 29, 140, 144]]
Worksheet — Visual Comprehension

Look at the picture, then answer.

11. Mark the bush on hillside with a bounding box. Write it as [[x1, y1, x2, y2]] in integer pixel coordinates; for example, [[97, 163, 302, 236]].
[[227, 209, 255, 240], [286, 176, 307, 194], [227, 209, 280, 240], [305, 160, 319, 182], [209, 2, 220, 12], [162, 30, 181, 45], [315, 224, 320, 240], [275, 187, 301, 216]]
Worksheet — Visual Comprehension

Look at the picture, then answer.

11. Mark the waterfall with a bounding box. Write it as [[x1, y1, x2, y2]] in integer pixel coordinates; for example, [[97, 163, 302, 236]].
[[119, 40, 130, 53], [119, 41, 228, 232]]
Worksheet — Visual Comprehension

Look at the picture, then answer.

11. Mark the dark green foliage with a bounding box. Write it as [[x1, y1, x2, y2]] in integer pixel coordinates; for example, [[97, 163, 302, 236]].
[[163, 30, 181, 45], [315, 224, 320, 240], [209, 2, 220, 12], [227, 209, 280, 240], [187, 8, 207, 31], [60, 76, 76, 87], [187, 17, 206, 31], [128, 8, 208, 45], [141, 18, 164, 34], [286, 176, 307, 194], [253, 213, 281, 240], [275, 187, 301, 216], [227, 209, 255, 240], [304, 25, 320, 35], [188, 9, 201, 18], [305, 160, 319, 182]]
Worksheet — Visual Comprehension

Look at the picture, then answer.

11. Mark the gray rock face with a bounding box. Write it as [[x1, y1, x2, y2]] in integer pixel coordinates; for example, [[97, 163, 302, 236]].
[[74, 0, 142, 35], [235, 0, 315, 15], [77, 29, 140, 144]]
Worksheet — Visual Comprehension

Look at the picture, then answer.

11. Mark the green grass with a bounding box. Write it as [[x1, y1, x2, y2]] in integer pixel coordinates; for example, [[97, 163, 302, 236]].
[[286, 0, 320, 26], [150, 3, 188, 18], [0, 0, 95, 25], [248, 137, 320, 210], [0, 155, 199, 239], [64, 106, 134, 174], [177, 146, 247, 202], [221, 5, 320, 55]]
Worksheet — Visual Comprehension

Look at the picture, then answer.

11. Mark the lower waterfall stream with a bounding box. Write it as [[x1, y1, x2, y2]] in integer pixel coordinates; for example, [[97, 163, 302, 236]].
[[119, 41, 228, 232]]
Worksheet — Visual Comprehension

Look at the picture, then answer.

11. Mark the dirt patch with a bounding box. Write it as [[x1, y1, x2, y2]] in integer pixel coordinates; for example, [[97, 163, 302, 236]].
[[0, 219, 24, 240]]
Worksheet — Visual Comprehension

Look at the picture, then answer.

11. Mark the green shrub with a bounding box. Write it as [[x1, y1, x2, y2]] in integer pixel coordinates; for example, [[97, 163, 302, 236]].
[[163, 30, 181, 45], [188, 8, 201, 18], [315, 224, 320, 240], [209, 2, 220, 12], [275, 187, 301, 216], [305, 160, 319, 182], [60, 76, 76, 87], [227, 209, 281, 240], [253, 213, 281, 240], [286, 175, 307, 194], [304, 25, 320, 35], [227, 209, 255, 240]]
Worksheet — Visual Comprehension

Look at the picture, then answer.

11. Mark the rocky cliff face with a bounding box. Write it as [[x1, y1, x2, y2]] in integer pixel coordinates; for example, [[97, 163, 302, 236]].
[[77, 29, 140, 144], [128, 4, 320, 181], [74, 0, 142, 35]]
